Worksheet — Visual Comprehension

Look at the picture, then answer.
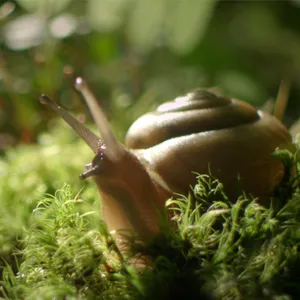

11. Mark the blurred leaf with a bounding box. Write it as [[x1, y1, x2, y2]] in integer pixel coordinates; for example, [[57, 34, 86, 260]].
[[127, 0, 165, 52], [16, 0, 72, 16], [229, 4, 280, 49], [3, 14, 45, 50], [87, 0, 130, 32], [289, 0, 300, 7], [0, 2, 16, 20], [216, 71, 267, 106], [165, 0, 217, 54], [49, 13, 77, 39], [127, 0, 216, 54]]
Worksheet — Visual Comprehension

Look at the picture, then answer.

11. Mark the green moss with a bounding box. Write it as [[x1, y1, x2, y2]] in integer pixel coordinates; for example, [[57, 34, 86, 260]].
[[1, 124, 300, 299], [0, 122, 99, 268]]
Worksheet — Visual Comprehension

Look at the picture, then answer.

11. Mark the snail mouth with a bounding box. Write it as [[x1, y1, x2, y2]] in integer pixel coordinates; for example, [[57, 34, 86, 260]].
[[80, 161, 104, 180], [80, 143, 107, 180]]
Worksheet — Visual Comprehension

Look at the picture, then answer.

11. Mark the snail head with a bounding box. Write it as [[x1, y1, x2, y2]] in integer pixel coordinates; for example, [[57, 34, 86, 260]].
[[39, 77, 125, 181]]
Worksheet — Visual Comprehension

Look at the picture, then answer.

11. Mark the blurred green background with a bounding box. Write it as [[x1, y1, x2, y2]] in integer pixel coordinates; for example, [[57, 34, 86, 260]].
[[1, 0, 300, 149], [0, 2, 300, 296]]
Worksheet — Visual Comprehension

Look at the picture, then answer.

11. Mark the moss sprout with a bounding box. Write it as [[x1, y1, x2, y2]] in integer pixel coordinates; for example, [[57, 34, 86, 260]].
[[1, 124, 300, 299]]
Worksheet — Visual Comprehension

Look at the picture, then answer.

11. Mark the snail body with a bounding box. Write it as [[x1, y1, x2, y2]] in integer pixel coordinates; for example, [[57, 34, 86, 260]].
[[40, 80, 291, 237]]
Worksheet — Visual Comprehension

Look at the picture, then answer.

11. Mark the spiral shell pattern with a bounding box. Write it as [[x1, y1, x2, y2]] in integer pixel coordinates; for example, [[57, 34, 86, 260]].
[[126, 90, 292, 198], [126, 90, 261, 149]]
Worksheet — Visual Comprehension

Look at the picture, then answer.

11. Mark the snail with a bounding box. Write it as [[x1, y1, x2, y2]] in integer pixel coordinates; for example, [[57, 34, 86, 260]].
[[39, 77, 291, 237]]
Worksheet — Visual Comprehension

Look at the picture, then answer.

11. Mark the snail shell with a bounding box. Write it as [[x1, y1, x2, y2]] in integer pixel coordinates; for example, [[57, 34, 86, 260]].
[[40, 82, 291, 237], [127, 90, 291, 198]]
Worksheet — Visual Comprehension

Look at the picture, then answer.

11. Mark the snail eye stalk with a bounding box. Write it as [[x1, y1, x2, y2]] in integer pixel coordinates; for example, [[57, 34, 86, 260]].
[[39, 94, 101, 154], [74, 77, 125, 162]]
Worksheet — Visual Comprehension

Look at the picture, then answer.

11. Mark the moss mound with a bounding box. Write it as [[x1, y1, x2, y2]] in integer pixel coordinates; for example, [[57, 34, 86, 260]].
[[1, 124, 300, 299]]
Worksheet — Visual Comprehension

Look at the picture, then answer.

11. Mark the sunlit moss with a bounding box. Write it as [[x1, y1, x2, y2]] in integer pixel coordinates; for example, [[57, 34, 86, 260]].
[[0, 122, 99, 259], [1, 123, 300, 299]]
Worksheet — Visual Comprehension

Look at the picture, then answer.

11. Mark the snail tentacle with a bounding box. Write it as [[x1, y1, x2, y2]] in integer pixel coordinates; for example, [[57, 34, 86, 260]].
[[39, 94, 101, 153], [75, 77, 125, 162]]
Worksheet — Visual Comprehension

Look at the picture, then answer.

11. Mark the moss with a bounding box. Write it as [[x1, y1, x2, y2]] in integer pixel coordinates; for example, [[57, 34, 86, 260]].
[[1, 124, 300, 299]]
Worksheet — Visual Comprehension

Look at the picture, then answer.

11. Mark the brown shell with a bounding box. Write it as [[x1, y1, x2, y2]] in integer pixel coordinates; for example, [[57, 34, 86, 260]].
[[126, 90, 292, 198]]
